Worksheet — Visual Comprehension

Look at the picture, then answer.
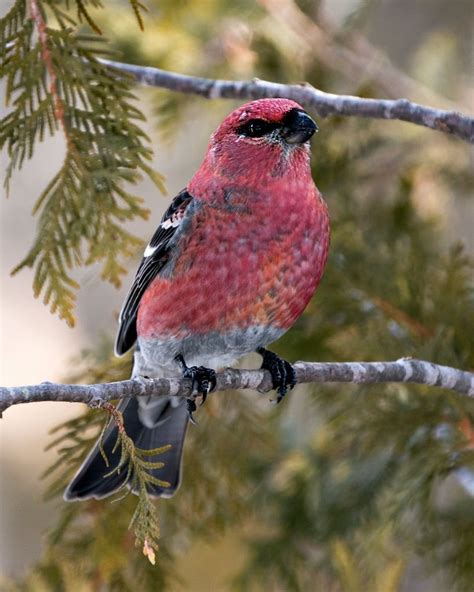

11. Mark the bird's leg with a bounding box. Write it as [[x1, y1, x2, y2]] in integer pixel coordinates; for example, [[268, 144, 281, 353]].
[[174, 354, 217, 423], [257, 347, 297, 404]]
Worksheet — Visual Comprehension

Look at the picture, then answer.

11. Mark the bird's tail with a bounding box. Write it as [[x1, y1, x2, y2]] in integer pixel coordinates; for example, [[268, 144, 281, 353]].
[[64, 396, 189, 500]]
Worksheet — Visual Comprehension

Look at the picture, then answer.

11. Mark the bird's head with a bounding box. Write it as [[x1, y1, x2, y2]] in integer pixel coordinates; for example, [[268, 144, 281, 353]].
[[212, 98, 318, 146], [196, 98, 318, 185]]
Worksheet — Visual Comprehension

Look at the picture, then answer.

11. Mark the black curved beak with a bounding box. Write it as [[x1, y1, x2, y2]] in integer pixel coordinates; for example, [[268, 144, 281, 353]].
[[281, 109, 318, 144]]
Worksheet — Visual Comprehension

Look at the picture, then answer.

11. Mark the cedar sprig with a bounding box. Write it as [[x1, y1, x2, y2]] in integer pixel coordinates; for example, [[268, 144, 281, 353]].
[[1, 2, 165, 325], [100, 402, 171, 562]]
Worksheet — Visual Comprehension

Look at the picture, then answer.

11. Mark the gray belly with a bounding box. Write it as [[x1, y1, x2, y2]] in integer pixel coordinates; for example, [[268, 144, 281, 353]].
[[134, 325, 285, 378]]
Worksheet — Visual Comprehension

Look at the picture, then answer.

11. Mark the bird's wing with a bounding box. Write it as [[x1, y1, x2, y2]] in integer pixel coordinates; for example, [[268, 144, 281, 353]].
[[115, 189, 195, 355]]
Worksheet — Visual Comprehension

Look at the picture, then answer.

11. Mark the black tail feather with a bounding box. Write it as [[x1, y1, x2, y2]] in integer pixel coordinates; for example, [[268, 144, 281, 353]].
[[64, 397, 189, 501]]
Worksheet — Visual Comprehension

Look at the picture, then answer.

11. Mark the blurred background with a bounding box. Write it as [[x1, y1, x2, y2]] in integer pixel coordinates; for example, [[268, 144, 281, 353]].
[[1, 0, 473, 590]]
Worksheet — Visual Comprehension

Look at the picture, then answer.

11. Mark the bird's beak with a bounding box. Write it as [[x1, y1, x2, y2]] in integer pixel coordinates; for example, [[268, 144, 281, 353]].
[[281, 109, 318, 144]]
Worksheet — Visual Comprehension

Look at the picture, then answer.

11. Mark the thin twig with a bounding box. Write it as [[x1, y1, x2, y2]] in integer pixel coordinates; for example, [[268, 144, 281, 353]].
[[1, 359, 473, 416], [99, 59, 474, 143], [29, 0, 65, 127]]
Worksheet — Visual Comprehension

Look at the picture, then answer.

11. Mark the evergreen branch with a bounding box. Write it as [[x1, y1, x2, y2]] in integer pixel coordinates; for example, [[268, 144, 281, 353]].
[[98, 401, 169, 559], [29, 0, 66, 127], [1, 6, 164, 325], [74, 0, 103, 35], [1, 359, 473, 415], [98, 59, 474, 143]]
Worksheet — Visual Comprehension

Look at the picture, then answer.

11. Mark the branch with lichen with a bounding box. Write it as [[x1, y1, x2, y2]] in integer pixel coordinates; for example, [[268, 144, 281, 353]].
[[1, 358, 473, 415], [99, 59, 474, 143]]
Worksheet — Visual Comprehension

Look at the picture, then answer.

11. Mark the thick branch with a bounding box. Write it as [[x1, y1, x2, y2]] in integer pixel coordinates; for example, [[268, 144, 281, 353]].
[[100, 59, 474, 143], [1, 359, 473, 415]]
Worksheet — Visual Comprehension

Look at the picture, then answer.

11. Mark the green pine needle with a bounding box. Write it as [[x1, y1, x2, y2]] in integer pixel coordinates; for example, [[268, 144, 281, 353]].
[[128, 0, 148, 31], [1, 1, 164, 326]]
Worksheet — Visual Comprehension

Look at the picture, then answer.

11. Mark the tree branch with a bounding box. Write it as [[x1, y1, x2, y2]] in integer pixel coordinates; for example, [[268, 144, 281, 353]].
[[1, 359, 473, 415], [259, 0, 463, 110], [100, 59, 474, 143]]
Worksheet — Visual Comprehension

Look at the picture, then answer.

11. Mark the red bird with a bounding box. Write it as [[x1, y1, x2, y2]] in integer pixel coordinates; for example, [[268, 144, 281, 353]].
[[65, 98, 330, 500]]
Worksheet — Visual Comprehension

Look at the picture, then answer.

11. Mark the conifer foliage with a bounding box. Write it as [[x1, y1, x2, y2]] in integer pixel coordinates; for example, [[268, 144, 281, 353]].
[[0, 0, 163, 326]]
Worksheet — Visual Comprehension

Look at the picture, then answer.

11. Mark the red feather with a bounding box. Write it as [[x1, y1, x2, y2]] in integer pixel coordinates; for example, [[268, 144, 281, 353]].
[[137, 99, 330, 341]]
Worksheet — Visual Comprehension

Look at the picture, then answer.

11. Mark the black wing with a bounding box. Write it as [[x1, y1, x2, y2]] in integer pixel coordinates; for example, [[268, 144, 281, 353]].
[[114, 189, 195, 356]]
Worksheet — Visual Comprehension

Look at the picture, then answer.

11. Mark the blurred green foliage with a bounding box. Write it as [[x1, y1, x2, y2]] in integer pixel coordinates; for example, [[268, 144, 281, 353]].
[[1, 0, 473, 590]]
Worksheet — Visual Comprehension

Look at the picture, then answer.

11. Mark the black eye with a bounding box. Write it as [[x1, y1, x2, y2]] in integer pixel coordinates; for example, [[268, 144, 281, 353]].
[[237, 119, 278, 138]]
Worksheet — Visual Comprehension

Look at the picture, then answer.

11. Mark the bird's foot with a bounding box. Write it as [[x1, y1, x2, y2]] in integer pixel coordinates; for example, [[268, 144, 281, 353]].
[[257, 347, 297, 404], [174, 354, 217, 424]]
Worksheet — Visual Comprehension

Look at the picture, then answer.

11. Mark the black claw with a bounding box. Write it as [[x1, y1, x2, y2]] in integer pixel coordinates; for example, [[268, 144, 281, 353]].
[[174, 354, 216, 421], [258, 347, 297, 404], [186, 398, 198, 424], [200, 390, 208, 407]]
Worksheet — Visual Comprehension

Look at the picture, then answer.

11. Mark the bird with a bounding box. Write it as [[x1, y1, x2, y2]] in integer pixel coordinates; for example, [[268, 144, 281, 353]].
[[64, 98, 330, 501]]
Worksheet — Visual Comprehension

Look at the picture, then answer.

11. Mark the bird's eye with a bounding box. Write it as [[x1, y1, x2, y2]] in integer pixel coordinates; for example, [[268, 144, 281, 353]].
[[237, 119, 278, 138]]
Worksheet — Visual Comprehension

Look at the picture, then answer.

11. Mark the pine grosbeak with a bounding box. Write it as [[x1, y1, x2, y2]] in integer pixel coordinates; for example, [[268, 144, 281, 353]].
[[65, 98, 330, 500]]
